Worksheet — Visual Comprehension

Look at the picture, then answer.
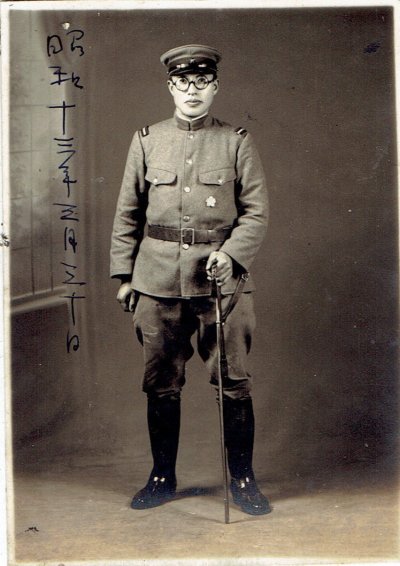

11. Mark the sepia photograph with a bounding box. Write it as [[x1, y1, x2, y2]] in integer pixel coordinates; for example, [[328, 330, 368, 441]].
[[1, 1, 399, 564]]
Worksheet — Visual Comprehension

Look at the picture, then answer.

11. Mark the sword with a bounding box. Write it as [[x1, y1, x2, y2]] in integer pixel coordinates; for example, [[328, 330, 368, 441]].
[[212, 263, 230, 525]]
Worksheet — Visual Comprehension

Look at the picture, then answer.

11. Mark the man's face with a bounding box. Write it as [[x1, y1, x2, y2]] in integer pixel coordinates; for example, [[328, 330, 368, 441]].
[[167, 73, 219, 119]]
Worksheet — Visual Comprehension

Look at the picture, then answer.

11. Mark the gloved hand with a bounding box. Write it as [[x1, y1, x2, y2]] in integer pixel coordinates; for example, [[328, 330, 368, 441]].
[[116, 282, 136, 312], [206, 251, 233, 286]]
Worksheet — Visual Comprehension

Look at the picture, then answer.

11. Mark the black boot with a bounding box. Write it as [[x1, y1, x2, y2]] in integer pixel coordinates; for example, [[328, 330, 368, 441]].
[[131, 394, 180, 509], [223, 397, 271, 515]]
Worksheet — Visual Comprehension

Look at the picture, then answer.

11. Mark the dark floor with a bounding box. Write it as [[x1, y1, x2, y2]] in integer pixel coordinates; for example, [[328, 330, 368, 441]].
[[9, 453, 399, 566]]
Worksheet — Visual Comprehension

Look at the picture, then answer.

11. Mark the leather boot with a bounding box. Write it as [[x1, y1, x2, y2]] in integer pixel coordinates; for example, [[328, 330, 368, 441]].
[[131, 394, 180, 509], [223, 397, 271, 515]]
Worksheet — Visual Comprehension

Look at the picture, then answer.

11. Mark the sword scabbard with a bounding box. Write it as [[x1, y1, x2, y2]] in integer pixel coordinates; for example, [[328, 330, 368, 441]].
[[212, 268, 230, 524]]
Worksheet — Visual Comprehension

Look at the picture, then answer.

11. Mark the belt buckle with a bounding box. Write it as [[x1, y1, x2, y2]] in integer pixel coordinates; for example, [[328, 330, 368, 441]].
[[181, 228, 195, 245]]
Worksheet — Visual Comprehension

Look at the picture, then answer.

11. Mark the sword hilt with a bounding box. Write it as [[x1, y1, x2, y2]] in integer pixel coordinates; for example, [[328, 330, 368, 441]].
[[211, 261, 218, 281]]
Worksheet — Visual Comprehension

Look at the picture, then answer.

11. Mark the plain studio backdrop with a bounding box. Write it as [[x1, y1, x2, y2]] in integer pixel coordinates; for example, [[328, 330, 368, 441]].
[[8, 5, 398, 558]]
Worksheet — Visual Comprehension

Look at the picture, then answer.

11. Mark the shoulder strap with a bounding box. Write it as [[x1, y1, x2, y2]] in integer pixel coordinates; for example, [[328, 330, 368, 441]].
[[140, 125, 150, 137]]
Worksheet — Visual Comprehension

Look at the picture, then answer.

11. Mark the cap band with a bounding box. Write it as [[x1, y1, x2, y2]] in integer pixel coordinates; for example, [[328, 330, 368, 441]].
[[168, 60, 218, 76]]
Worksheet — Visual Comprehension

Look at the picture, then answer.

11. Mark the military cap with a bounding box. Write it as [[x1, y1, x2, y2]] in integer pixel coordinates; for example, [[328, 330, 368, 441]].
[[160, 44, 221, 76]]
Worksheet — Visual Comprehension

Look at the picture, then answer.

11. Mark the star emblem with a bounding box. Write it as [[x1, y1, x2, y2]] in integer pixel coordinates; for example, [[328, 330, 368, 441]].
[[206, 196, 216, 208]]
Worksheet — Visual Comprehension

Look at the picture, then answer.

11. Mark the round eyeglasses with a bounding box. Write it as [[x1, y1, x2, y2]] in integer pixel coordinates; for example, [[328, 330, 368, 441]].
[[171, 75, 214, 92]]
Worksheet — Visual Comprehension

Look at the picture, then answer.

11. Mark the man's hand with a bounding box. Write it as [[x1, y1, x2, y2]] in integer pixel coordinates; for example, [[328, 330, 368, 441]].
[[206, 251, 233, 286], [116, 282, 136, 312]]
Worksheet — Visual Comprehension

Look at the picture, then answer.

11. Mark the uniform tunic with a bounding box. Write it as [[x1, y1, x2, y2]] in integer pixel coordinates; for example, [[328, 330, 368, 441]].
[[110, 113, 268, 297]]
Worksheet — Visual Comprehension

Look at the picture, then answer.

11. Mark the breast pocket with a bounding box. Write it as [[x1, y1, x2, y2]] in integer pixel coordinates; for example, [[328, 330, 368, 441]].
[[199, 168, 236, 186], [145, 167, 177, 187]]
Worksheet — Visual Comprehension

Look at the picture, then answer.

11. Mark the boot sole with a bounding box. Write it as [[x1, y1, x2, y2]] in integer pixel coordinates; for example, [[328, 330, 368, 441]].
[[131, 491, 176, 510]]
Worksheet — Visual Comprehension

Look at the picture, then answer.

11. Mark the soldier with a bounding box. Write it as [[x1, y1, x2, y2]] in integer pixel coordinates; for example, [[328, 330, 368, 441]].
[[110, 44, 270, 516]]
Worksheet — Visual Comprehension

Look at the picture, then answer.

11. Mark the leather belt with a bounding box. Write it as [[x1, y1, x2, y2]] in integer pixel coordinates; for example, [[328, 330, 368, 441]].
[[148, 225, 232, 245]]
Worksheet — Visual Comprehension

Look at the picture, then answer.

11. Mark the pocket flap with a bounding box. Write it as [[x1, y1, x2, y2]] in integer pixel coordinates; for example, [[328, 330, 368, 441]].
[[145, 167, 177, 185], [199, 168, 236, 185]]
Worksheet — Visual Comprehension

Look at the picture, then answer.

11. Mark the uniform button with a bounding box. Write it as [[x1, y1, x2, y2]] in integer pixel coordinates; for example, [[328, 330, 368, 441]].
[[218, 178, 223, 184], [184, 186, 191, 193], [182, 243, 190, 250], [153, 177, 158, 184], [186, 158, 192, 165], [183, 215, 190, 222], [188, 133, 194, 139]]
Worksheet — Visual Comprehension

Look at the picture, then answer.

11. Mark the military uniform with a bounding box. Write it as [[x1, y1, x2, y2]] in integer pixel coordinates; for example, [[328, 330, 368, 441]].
[[110, 113, 268, 399], [110, 44, 271, 515]]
